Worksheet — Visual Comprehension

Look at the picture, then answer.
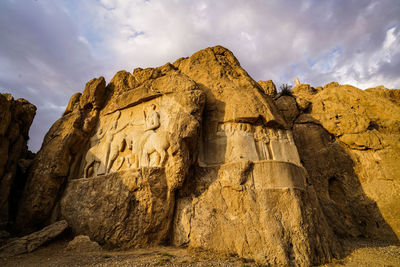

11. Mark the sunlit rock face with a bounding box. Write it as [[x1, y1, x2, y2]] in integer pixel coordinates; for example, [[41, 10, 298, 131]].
[[292, 83, 400, 243], [171, 46, 341, 266], [11, 46, 400, 266]]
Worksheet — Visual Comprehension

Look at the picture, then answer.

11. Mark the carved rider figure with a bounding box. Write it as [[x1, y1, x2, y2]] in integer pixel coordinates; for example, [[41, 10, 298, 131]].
[[144, 104, 160, 131]]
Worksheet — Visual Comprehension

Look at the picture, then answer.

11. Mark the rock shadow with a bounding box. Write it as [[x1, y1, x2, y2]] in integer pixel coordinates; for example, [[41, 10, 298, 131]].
[[292, 121, 399, 257]]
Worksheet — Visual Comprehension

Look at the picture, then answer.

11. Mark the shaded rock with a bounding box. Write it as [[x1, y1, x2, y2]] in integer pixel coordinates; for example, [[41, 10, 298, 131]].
[[16, 78, 108, 232], [0, 220, 67, 257], [66, 235, 101, 252], [173, 162, 341, 266], [293, 84, 400, 242], [274, 95, 299, 126], [0, 94, 36, 229], [61, 169, 171, 248]]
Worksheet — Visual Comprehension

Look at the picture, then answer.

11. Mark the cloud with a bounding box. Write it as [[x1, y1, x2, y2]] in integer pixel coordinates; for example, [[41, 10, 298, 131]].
[[0, 0, 102, 151], [1, 0, 399, 151]]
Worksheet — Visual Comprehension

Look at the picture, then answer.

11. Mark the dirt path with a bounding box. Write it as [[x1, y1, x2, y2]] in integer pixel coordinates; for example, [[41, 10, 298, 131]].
[[1, 236, 399, 266]]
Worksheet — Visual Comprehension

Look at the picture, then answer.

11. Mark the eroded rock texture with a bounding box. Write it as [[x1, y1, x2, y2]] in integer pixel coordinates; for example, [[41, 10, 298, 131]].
[[0, 94, 36, 230], [171, 47, 341, 266], [17, 64, 206, 247], [10, 46, 400, 266], [291, 83, 400, 242]]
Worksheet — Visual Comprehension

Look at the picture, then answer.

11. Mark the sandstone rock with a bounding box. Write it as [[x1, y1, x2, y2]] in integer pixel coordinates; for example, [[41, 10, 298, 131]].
[[175, 46, 286, 128], [66, 235, 101, 252], [18, 61, 205, 247], [366, 85, 400, 106], [293, 84, 400, 242], [12, 46, 400, 266], [171, 46, 341, 265], [61, 169, 171, 248], [257, 80, 277, 96], [295, 97, 311, 111], [173, 162, 341, 266], [274, 95, 299, 126], [0, 220, 67, 257], [292, 83, 316, 100], [16, 78, 108, 232], [0, 94, 36, 229]]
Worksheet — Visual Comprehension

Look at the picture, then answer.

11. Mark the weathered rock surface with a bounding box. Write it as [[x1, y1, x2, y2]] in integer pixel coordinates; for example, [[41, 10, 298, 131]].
[[10, 46, 400, 266], [258, 80, 277, 96], [0, 94, 36, 229], [171, 47, 341, 266], [292, 82, 400, 242], [61, 169, 171, 247], [66, 235, 101, 252], [0, 220, 67, 257], [17, 62, 205, 247], [16, 77, 107, 232]]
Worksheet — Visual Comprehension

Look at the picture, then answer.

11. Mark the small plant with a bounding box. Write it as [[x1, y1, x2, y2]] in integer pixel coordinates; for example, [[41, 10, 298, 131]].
[[279, 84, 293, 96]]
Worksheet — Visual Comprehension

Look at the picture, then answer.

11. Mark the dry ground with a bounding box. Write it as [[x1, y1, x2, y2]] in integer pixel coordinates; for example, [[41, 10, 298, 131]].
[[1, 235, 399, 267]]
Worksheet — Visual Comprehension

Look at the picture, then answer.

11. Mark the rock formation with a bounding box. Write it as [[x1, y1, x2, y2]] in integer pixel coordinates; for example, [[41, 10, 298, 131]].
[[0, 220, 67, 257], [1, 46, 399, 266], [291, 82, 400, 242], [0, 94, 36, 230]]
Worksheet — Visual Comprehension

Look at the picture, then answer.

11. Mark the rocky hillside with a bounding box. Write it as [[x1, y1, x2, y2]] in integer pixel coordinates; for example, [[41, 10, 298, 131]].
[[1, 46, 399, 266]]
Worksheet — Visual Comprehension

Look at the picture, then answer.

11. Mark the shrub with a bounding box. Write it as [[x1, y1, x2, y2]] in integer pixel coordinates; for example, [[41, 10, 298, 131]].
[[279, 84, 293, 96]]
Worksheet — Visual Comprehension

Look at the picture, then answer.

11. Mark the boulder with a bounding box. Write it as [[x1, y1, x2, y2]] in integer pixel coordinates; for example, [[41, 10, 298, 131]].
[[66, 235, 101, 252], [61, 169, 171, 247], [274, 95, 299, 127], [0, 220, 67, 257]]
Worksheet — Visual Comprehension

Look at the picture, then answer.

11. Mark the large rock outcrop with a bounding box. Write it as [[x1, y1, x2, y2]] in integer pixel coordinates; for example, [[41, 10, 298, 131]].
[[171, 46, 341, 266], [291, 83, 400, 242], [16, 77, 108, 232], [0, 94, 36, 230], [17, 64, 206, 247], [12, 46, 400, 266]]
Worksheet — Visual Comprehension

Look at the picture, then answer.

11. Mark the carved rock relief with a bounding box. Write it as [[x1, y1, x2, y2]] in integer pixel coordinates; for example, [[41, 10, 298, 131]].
[[200, 122, 301, 166], [83, 101, 170, 178]]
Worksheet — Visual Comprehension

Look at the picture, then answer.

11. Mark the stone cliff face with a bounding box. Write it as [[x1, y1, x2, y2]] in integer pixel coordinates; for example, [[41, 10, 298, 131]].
[[291, 83, 400, 242], [3, 46, 399, 266], [0, 94, 36, 230]]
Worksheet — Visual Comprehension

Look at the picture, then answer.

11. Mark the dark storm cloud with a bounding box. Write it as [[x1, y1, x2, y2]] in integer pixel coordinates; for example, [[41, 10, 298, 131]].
[[1, 0, 399, 151]]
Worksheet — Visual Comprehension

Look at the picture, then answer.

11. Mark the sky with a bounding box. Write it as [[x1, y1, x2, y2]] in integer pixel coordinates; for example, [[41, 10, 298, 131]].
[[1, 0, 399, 152]]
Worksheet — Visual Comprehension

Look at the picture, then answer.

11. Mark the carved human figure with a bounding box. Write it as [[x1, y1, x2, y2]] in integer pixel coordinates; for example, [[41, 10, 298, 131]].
[[83, 111, 130, 177], [254, 128, 271, 160], [295, 77, 300, 85], [144, 104, 160, 131], [138, 104, 169, 167]]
